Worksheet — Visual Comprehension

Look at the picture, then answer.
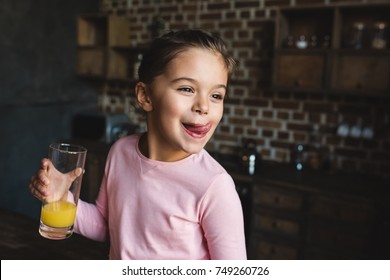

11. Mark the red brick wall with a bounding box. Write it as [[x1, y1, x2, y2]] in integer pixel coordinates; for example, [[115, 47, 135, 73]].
[[98, 0, 390, 177]]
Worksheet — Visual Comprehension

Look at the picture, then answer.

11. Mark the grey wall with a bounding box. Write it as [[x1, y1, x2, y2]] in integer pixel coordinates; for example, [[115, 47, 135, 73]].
[[0, 0, 100, 218]]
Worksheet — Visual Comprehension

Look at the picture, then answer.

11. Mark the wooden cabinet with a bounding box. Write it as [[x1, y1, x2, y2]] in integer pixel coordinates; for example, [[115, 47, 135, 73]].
[[248, 177, 380, 260], [273, 4, 390, 95], [76, 14, 143, 81], [225, 161, 390, 260], [306, 193, 374, 259], [249, 180, 306, 259]]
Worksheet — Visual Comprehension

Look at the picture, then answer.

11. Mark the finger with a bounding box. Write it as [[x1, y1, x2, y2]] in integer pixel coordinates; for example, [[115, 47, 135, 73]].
[[67, 167, 84, 182], [29, 181, 45, 201], [41, 158, 51, 170], [30, 175, 47, 196], [37, 169, 50, 186]]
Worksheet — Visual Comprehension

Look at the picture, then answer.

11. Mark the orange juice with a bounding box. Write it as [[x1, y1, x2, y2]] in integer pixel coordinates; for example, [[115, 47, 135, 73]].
[[41, 201, 77, 228]]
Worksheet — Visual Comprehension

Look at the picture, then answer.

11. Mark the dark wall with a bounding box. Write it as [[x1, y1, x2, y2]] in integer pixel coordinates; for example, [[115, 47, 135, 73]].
[[0, 0, 100, 218]]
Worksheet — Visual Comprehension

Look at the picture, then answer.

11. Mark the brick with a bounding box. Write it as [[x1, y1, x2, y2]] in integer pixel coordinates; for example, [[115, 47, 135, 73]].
[[263, 110, 274, 118], [234, 107, 245, 116], [304, 102, 334, 113], [296, 0, 325, 5], [225, 97, 241, 105], [200, 13, 223, 21], [243, 98, 269, 107], [293, 112, 305, 121], [219, 21, 245, 29], [229, 117, 252, 125], [249, 109, 259, 117], [277, 111, 289, 120], [308, 112, 321, 123], [261, 149, 271, 158], [278, 131, 289, 140], [208, 2, 231, 10], [234, 1, 260, 8], [287, 123, 312, 132], [275, 150, 288, 161], [264, 0, 291, 7], [293, 132, 307, 142], [263, 129, 274, 137], [273, 100, 299, 110], [234, 126, 245, 134], [257, 119, 282, 128], [247, 129, 258, 136], [270, 140, 291, 149]]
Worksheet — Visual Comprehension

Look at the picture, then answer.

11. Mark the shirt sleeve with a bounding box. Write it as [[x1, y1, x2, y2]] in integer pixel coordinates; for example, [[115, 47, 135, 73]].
[[199, 173, 247, 260], [73, 174, 109, 242]]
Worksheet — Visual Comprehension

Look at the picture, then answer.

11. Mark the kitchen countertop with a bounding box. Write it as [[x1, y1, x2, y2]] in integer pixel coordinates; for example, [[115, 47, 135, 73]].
[[0, 208, 109, 260], [213, 154, 390, 199]]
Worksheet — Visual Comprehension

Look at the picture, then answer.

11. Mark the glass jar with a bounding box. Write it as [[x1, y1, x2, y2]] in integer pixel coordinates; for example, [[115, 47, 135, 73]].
[[296, 35, 308, 49], [351, 22, 365, 49], [371, 22, 388, 49]]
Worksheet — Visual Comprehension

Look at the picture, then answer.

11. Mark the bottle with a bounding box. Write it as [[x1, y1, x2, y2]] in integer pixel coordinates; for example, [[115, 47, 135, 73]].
[[240, 138, 259, 176], [372, 22, 388, 49], [309, 35, 317, 48], [322, 35, 330, 48], [284, 35, 295, 48], [292, 144, 304, 171], [296, 35, 308, 49], [133, 53, 143, 80], [350, 22, 365, 49]]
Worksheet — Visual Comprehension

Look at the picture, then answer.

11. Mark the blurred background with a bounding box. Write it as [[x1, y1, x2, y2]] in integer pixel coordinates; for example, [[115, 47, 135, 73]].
[[1, 0, 389, 260]]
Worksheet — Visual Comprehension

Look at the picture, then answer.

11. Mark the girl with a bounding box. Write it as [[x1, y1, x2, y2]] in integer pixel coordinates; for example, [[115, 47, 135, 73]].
[[29, 29, 247, 260]]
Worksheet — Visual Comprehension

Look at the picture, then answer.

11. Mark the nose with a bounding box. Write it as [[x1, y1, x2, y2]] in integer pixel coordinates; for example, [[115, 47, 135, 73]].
[[192, 95, 209, 115]]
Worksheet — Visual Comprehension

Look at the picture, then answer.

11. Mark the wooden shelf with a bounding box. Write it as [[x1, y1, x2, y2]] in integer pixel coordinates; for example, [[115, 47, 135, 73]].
[[273, 4, 390, 96], [76, 14, 144, 82]]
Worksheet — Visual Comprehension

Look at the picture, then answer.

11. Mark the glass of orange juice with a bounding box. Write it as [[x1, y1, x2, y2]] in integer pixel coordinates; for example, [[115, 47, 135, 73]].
[[39, 143, 87, 240]]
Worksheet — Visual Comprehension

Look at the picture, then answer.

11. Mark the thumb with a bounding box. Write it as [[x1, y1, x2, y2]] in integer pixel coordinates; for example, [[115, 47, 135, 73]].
[[67, 167, 84, 182]]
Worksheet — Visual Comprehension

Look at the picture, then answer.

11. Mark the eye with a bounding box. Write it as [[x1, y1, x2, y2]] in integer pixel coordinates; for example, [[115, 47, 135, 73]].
[[211, 93, 225, 101], [178, 87, 194, 93]]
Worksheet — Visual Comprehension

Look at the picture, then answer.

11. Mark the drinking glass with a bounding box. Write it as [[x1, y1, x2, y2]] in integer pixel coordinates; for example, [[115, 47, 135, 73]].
[[39, 143, 87, 240]]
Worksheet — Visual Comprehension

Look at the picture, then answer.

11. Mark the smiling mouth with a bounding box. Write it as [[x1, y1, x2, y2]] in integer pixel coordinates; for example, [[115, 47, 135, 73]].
[[183, 122, 212, 138]]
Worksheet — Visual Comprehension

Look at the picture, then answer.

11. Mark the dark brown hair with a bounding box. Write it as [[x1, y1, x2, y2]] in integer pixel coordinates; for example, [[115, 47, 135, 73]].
[[138, 29, 236, 85]]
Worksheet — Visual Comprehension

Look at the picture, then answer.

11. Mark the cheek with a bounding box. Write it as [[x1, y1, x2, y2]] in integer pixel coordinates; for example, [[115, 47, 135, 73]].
[[159, 97, 187, 120], [211, 105, 224, 124]]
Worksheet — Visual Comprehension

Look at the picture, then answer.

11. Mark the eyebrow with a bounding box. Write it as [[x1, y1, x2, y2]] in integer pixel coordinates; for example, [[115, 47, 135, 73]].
[[170, 77, 227, 90]]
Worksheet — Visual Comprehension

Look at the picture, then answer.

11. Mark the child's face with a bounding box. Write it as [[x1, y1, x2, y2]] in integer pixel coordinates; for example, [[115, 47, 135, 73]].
[[145, 47, 229, 161]]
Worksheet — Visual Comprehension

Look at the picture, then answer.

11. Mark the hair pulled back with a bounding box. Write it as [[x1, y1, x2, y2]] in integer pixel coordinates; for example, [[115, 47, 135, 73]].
[[138, 29, 236, 85]]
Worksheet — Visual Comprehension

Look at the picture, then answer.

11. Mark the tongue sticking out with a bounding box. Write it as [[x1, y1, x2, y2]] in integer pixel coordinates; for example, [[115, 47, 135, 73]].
[[183, 123, 211, 137]]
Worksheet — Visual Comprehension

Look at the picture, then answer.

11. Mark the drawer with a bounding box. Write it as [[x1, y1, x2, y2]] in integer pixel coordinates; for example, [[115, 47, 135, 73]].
[[307, 221, 370, 253], [310, 195, 373, 224], [251, 237, 299, 260], [253, 213, 301, 237], [254, 185, 303, 211]]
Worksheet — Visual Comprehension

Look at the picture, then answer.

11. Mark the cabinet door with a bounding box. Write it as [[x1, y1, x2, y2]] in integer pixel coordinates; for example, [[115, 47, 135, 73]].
[[331, 52, 390, 92], [253, 183, 303, 211], [253, 212, 301, 237], [250, 233, 299, 260], [76, 48, 105, 77], [307, 194, 374, 259], [274, 52, 326, 90]]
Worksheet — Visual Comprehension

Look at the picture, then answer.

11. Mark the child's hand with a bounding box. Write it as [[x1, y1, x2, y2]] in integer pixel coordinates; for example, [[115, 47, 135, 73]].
[[29, 158, 83, 202]]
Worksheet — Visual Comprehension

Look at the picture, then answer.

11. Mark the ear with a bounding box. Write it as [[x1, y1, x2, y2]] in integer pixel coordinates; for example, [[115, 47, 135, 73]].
[[135, 82, 153, 112]]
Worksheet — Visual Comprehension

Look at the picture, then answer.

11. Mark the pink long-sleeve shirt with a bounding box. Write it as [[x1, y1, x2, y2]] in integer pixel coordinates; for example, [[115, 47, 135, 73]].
[[74, 134, 247, 260]]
